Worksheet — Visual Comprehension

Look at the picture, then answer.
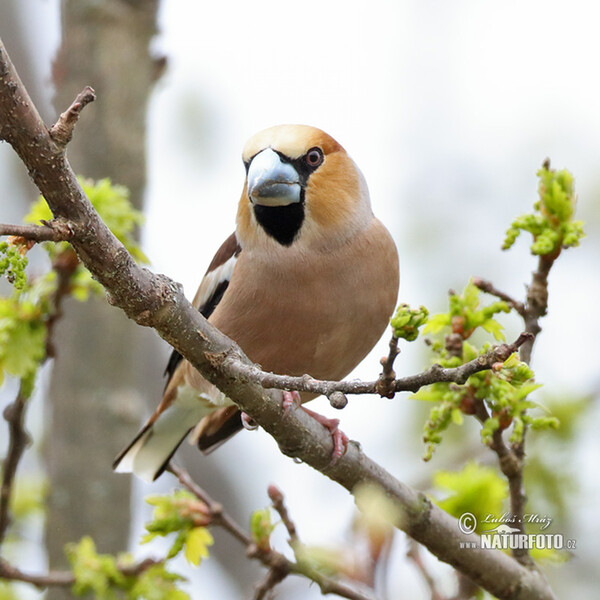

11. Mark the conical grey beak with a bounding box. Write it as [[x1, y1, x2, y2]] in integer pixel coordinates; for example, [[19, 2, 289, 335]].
[[247, 148, 301, 207]]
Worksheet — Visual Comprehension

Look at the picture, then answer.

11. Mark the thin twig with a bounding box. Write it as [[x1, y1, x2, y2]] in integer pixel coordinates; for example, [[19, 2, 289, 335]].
[[227, 332, 532, 399], [473, 252, 560, 566], [472, 276, 526, 317], [376, 335, 399, 398], [0, 382, 30, 545], [169, 464, 379, 600], [253, 567, 287, 600], [406, 540, 445, 600], [268, 485, 298, 547], [0, 556, 160, 589], [45, 248, 81, 357], [0, 221, 73, 243], [167, 463, 252, 547], [48, 86, 96, 147]]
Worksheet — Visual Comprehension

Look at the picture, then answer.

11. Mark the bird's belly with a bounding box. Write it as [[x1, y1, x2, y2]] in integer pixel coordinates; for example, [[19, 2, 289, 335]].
[[211, 259, 394, 382]]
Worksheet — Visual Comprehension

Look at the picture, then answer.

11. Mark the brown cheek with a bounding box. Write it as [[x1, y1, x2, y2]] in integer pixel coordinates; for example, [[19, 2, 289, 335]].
[[306, 155, 360, 230]]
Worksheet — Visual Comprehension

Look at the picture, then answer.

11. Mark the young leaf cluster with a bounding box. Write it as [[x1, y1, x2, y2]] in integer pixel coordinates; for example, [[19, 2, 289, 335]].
[[0, 288, 47, 388], [0, 178, 147, 387], [0, 241, 28, 290], [249, 508, 276, 552], [143, 490, 214, 567], [66, 537, 187, 600], [391, 304, 429, 341], [503, 162, 584, 255], [25, 177, 148, 263], [414, 282, 555, 460]]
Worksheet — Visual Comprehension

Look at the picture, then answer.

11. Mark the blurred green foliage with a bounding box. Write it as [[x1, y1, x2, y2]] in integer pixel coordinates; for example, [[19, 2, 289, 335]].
[[143, 491, 214, 567], [67, 537, 188, 600], [25, 177, 148, 263], [433, 462, 507, 533], [249, 508, 276, 553]]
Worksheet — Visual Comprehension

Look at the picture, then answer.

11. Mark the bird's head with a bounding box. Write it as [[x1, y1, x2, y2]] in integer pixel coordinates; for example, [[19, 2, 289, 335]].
[[237, 125, 373, 251]]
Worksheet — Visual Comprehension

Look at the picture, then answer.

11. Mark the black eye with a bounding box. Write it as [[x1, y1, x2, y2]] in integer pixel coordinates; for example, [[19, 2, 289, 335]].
[[305, 147, 324, 168]]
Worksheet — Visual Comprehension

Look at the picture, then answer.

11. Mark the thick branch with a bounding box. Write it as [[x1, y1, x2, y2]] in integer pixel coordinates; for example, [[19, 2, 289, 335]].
[[0, 38, 555, 600]]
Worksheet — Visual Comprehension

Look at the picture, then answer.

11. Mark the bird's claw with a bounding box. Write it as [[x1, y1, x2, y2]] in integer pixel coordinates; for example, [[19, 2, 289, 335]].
[[241, 412, 258, 430], [282, 390, 302, 414], [301, 406, 349, 465]]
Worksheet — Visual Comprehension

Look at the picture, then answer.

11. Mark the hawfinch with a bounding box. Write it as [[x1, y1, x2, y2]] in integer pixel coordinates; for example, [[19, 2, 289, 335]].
[[114, 124, 399, 482]]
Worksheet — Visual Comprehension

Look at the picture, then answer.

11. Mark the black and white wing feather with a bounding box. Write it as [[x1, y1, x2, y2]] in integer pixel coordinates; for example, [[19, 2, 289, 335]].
[[164, 232, 242, 384]]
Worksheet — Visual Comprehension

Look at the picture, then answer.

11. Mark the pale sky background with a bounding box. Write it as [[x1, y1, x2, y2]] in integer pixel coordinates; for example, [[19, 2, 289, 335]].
[[2, 0, 600, 598]]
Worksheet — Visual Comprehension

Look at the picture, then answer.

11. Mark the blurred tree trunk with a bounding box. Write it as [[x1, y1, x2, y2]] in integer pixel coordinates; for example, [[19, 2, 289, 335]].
[[44, 1, 164, 595]]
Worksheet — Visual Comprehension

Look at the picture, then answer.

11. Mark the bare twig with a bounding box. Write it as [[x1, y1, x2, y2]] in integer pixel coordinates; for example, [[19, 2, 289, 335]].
[[474, 252, 560, 566], [44, 248, 81, 357], [167, 463, 251, 547], [376, 335, 399, 398], [226, 332, 532, 399], [0, 383, 30, 545], [169, 464, 378, 600], [0, 38, 556, 600], [48, 86, 96, 147], [0, 558, 74, 588], [406, 540, 445, 600], [0, 556, 160, 589], [472, 276, 526, 317], [253, 567, 287, 600], [0, 221, 73, 243], [268, 485, 299, 546]]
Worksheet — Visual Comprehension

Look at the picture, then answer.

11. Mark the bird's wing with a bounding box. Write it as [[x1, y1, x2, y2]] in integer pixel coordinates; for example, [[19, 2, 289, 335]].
[[164, 232, 242, 387]]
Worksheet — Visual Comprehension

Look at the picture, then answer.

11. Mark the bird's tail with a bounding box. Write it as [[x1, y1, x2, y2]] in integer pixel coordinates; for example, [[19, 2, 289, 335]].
[[113, 396, 209, 482]]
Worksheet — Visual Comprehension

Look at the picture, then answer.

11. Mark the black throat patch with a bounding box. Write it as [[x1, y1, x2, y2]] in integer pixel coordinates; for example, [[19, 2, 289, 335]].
[[253, 202, 305, 246]]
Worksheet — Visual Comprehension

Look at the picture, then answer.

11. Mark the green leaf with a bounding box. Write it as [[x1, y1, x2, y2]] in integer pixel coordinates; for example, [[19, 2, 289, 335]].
[[0, 582, 18, 600], [390, 304, 429, 341], [433, 462, 508, 532], [25, 176, 149, 264], [250, 508, 276, 550], [127, 564, 189, 600], [504, 161, 584, 256], [184, 527, 214, 566]]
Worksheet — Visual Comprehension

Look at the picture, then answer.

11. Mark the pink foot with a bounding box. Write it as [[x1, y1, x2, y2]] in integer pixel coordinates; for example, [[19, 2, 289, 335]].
[[301, 406, 349, 465], [282, 390, 302, 414], [241, 412, 258, 430]]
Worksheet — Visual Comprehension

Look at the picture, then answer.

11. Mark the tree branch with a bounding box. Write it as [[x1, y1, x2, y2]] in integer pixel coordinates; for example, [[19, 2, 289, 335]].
[[0, 383, 30, 546], [0, 556, 160, 589], [169, 464, 377, 600], [0, 37, 555, 600], [474, 250, 560, 566], [0, 221, 73, 243], [48, 86, 96, 148], [227, 332, 532, 398], [472, 276, 526, 317]]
